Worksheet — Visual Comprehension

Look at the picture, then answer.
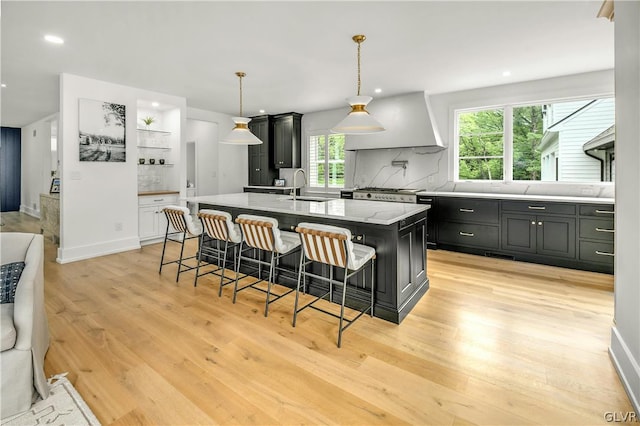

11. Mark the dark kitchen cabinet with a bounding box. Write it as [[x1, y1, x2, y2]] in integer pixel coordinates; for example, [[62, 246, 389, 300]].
[[247, 116, 278, 186], [397, 216, 427, 307], [436, 197, 500, 251], [501, 213, 576, 259], [577, 204, 614, 271], [272, 113, 302, 169], [417, 195, 437, 247], [501, 201, 576, 259], [1, 127, 21, 212]]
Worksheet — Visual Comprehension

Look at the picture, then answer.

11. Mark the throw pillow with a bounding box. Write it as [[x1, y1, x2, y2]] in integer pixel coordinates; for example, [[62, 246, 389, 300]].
[[1, 261, 25, 304]]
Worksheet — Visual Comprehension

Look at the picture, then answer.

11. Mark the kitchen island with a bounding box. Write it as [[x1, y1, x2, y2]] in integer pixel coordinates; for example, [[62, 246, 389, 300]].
[[186, 193, 431, 323]]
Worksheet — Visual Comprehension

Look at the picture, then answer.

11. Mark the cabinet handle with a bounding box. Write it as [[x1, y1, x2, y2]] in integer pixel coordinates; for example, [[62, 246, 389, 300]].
[[538, 221, 543, 226], [595, 210, 614, 215], [153, 199, 163, 202], [255, 168, 260, 171], [459, 232, 474, 237], [459, 208, 474, 213], [528, 206, 546, 210], [290, 225, 295, 230], [531, 221, 536, 225], [595, 228, 615, 233], [356, 235, 363, 241], [595, 250, 615, 257]]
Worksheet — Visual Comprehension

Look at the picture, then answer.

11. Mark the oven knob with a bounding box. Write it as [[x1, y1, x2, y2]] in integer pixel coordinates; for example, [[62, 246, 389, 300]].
[[367, 193, 372, 198]]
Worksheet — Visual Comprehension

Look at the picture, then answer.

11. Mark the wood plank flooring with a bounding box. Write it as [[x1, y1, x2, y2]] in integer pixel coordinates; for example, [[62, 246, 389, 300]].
[[1, 211, 633, 425]]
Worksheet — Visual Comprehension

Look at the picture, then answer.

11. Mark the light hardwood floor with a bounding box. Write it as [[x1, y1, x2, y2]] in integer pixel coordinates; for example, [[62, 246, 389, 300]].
[[1, 212, 634, 425]]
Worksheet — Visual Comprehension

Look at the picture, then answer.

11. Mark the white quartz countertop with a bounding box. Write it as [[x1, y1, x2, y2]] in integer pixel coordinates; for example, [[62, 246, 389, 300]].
[[416, 191, 614, 204], [244, 185, 297, 190], [185, 193, 430, 226]]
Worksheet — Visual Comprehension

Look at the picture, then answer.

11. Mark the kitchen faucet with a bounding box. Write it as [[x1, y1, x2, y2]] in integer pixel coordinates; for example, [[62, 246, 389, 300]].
[[291, 169, 307, 201]]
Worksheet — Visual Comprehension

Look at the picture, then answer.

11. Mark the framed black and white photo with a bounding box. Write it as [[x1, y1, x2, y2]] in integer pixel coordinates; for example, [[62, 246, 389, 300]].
[[78, 99, 126, 162]]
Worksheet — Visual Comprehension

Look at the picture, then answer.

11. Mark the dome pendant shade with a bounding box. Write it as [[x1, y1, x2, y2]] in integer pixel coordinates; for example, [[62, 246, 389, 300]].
[[220, 117, 263, 145], [219, 71, 263, 145], [331, 96, 385, 134]]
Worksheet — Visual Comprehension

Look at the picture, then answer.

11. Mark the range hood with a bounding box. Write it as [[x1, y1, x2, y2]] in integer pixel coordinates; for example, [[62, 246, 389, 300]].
[[344, 91, 445, 151]]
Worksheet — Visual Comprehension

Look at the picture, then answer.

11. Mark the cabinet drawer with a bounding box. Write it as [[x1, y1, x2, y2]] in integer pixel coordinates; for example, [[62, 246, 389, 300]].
[[138, 195, 178, 206], [579, 218, 614, 242], [579, 240, 614, 264], [438, 198, 499, 224], [579, 204, 615, 217], [437, 221, 499, 249], [502, 200, 575, 215]]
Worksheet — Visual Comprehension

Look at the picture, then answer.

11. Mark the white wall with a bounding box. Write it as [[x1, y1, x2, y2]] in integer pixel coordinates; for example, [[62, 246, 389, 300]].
[[58, 73, 186, 263], [186, 107, 246, 194], [20, 113, 57, 217], [611, 1, 640, 414], [186, 118, 219, 196]]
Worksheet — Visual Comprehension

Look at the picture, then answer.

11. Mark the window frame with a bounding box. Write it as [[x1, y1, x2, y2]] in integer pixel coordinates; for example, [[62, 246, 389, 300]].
[[453, 95, 614, 184], [306, 130, 346, 192]]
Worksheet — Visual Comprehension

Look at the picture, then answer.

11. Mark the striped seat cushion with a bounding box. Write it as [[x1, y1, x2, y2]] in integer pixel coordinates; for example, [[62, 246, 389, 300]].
[[236, 214, 300, 254], [296, 222, 375, 270], [163, 205, 201, 236], [198, 209, 242, 243]]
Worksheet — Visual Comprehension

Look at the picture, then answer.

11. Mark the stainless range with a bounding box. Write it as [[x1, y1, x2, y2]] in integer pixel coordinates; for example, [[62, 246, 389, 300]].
[[351, 187, 424, 203]]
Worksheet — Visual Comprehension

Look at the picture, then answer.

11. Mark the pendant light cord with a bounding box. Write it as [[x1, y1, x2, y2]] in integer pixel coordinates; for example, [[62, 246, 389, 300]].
[[356, 39, 361, 96], [238, 74, 243, 116]]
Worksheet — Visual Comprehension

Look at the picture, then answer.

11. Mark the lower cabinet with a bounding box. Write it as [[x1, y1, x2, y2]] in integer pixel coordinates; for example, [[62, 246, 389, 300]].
[[397, 216, 426, 307], [501, 213, 576, 258], [429, 196, 613, 274], [138, 194, 178, 243]]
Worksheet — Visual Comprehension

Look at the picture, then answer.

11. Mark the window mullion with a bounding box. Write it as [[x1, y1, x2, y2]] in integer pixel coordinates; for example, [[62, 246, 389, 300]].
[[504, 105, 513, 182]]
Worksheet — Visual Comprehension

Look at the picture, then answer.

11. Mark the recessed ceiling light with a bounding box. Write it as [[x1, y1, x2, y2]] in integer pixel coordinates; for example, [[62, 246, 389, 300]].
[[502, 70, 512, 77], [151, 102, 159, 107], [374, 88, 382, 94], [44, 34, 64, 44], [259, 109, 265, 114], [1, 84, 6, 88]]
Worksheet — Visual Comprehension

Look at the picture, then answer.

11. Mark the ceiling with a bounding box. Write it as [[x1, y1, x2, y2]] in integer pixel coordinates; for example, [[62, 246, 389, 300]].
[[1, 1, 614, 128]]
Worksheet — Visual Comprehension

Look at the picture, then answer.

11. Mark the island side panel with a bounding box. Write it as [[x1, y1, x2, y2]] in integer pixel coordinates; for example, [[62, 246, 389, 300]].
[[198, 202, 429, 324]]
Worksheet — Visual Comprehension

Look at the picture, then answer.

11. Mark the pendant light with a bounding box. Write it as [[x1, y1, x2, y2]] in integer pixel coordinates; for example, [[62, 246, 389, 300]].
[[331, 34, 385, 134], [220, 71, 263, 145]]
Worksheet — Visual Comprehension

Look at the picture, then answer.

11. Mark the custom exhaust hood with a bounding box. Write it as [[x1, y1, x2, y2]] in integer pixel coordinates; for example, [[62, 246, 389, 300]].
[[344, 91, 445, 151]]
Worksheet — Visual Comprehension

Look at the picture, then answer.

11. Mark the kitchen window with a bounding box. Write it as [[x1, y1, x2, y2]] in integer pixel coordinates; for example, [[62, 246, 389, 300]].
[[454, 97, 615, 182], [308, 132, 345, 189]]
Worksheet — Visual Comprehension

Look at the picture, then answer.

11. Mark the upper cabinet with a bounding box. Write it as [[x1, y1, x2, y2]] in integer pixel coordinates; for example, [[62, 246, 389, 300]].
[[272, 113, 302, 169], [248, 116, 278, 186]]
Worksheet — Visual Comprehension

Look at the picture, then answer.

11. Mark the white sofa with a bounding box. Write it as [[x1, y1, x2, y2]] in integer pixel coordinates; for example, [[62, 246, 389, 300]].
[[0, 233, 50, 419]]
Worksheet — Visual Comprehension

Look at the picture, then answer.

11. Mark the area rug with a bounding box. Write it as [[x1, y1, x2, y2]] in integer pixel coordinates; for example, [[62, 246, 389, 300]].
[[1, 373, 100, 426]]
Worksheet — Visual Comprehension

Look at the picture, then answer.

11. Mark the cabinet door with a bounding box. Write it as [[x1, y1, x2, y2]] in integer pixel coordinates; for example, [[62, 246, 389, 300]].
[[501, 213, 536, 253], [536, 216, 575, 259], [139, 206, 159, 239], [397, 226, 413, 304], [248, 151, 262, 186], [412, 218, 427, 285], [273, 115, 293, 168]]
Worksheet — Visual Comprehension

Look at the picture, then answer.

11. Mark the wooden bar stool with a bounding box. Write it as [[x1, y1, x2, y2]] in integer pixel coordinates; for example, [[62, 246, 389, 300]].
[[234, 214, 301, 317], [159, 205, 202, 282], [293, 222, 376, 348], [194, 209, 243, 296]]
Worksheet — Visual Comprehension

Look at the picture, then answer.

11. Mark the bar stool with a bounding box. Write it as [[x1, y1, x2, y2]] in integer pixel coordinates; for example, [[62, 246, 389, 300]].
[[159, 205, 202, 282], [234, 214, 301, 317], [194, 209, 243, 296], [293, 222, 376, 348]]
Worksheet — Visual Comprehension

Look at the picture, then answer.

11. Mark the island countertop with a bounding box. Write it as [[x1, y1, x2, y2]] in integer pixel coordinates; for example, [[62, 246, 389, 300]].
[[185, 192, 430, 226]]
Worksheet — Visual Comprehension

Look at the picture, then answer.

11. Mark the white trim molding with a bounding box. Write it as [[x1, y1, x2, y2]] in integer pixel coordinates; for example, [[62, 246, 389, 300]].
[[609, 326, 640, 414]]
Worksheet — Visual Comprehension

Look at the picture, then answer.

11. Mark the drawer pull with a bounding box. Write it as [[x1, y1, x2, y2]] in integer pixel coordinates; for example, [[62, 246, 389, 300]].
[[595, 228, 615, 233], [153, 199, 164, 202], [528, 206, 546, 210], [531, 221, 536, 225], [459, 208, 474, 213], [595, 250, 615, 257], [595, 210, 615, 215], [459, 232, 475, 237]]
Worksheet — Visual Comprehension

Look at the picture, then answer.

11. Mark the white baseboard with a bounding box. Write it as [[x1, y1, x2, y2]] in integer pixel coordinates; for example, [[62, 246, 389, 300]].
[[609, 325, 640, 414], [19, 205, 40, 218], [56, 237, 141, 264]]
